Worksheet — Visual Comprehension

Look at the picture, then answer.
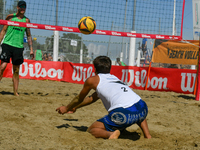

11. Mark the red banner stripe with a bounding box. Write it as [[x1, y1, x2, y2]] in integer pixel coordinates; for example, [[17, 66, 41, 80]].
[[0, 19, 182, 40]]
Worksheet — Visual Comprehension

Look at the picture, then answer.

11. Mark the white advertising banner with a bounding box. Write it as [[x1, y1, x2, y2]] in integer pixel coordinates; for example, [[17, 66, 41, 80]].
[[193, 0, 200, 40]]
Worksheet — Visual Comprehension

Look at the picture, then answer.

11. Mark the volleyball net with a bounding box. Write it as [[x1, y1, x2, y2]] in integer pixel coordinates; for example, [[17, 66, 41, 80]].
[[0, 0, 185, 64]]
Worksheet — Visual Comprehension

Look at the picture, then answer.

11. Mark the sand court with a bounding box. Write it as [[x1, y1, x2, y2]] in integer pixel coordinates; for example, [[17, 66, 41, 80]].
[[0, 77, 199, 150]]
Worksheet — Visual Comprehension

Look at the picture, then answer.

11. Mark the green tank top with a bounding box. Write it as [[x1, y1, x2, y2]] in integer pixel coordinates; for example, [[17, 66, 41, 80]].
[[3, 13, 26, 48], [35, 50, 43, 60], [121, 61, 126, 66]]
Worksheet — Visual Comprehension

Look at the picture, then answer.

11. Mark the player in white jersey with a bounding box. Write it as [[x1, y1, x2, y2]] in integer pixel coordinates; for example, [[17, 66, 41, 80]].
[[56, 56, 151, 139]]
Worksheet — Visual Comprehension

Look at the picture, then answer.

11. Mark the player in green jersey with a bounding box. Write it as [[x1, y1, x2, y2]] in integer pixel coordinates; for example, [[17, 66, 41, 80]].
[[35, 46, 43, 61], [116, 58, 127, 66], [0, 1, 34, 96]]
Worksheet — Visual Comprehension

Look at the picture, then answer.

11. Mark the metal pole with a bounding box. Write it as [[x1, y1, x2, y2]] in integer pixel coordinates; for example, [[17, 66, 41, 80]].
[[107, 22, 113, 57], [53, 0, 59, 61], [56, 0, 58, 26], [132, 0, 137, 30], [121, 0, 128, 61], [128, 0, 137, 66], [3, 0, 6, 19], [80, 34, 83, 63], [172, 0, 176, 35]]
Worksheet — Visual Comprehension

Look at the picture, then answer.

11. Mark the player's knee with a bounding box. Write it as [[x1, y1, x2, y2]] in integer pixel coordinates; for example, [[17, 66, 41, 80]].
[[0, 65, 7, 73], [87, 128, 95, 136], [13, 68, 19, 74]]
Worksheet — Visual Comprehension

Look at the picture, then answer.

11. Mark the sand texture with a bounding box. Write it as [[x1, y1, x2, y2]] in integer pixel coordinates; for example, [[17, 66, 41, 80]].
[[0, 78, 200, 150]]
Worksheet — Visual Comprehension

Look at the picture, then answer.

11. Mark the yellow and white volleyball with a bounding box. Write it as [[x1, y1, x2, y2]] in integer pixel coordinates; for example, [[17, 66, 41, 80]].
[[78, 16, 96, 35], [33, 38, 37, 41]]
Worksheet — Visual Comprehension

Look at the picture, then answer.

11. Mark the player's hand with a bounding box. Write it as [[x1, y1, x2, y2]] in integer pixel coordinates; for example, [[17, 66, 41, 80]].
[[56, 106, 68, 115], [56, 106, 76, 114], [30, 53, 34, 60], [66, 108, 76, 114]]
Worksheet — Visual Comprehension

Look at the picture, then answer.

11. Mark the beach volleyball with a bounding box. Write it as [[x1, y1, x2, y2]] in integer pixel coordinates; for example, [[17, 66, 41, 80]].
[[78, 16, 96, 34]]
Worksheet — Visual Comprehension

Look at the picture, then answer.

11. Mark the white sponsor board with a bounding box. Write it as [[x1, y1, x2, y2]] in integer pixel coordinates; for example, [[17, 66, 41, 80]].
[[70, 40, 77, 46]]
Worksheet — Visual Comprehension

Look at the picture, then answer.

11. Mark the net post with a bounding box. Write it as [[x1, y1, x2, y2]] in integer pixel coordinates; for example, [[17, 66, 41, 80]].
[[180, 0, 185, 38], [80, 34, 83, 63], [195, 37, 200, 101], [53, 31, 59, 61], [80, 49, 83, 63], [120, 52, 123, 62], [128, 31, 136, 66], [137, 50, 141, 67]]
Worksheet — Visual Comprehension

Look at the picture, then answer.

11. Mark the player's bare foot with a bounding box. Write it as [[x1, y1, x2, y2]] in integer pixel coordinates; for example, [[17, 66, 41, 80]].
[[145, 135, 152, 139], [109, 130, 120, 139], [14, 93, 19, 96]]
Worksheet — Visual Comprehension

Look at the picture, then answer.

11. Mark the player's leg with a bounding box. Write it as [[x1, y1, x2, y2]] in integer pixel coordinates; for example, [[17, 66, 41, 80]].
[[126, 99, 151, 139], [87, 121, 120, 139], [142, 44, 145, 57], [0, 44, 11, 81], [12, 65, 20, 96], [12, 46, 24, 96], [137, 119, 151, 139], [0, 61, 8, 81]]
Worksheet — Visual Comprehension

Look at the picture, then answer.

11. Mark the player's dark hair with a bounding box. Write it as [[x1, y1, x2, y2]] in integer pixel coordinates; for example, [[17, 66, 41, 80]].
[[93, 56, 111, 74]]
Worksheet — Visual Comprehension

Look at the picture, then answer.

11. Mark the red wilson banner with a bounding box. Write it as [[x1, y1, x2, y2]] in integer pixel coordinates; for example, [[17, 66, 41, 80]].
[[2, 59, 197, 95]]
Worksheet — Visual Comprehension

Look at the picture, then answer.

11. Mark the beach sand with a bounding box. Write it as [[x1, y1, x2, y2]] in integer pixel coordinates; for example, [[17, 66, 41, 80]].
[[0, 78, 200, 150]]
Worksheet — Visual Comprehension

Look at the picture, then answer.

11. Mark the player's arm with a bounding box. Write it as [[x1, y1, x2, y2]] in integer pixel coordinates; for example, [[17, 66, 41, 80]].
[[25, 18, 34, 59], [0, 25, 7, 44], [56, 77, 96, 114], [63, 92, 99, 114], [74, 92, 99, 110], [145, 40, 147, 48], [0, 14, 13, 43]]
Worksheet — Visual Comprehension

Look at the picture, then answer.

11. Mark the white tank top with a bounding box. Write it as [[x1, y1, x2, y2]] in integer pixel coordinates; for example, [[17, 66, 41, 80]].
[[96, 73, 141, 112]]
